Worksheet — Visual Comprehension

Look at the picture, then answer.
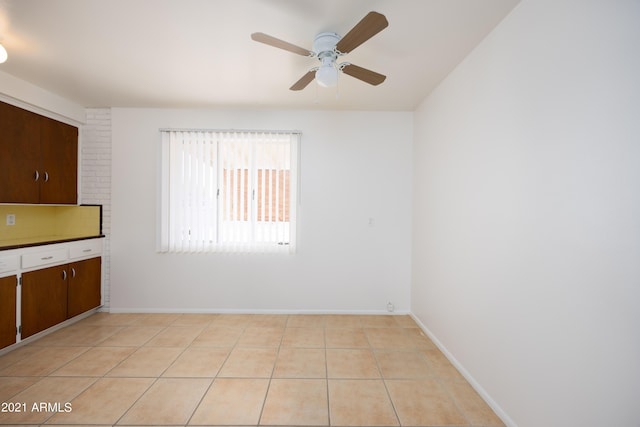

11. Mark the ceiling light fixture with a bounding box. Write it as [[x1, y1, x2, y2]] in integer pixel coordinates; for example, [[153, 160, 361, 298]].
[[313, 33, 340, 88], [315, 59, 338, 88], [0, 43, 7, 63]]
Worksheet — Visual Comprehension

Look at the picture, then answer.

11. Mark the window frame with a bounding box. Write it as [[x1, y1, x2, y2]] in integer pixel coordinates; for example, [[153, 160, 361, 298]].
[[158, 129, 299, 254]]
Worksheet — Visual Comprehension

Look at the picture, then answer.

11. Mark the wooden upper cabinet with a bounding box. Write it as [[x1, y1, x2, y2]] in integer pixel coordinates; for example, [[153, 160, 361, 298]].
[[0, 101, 78, 204], [0, 102, 41, 203], [40, 116, 79, 204]]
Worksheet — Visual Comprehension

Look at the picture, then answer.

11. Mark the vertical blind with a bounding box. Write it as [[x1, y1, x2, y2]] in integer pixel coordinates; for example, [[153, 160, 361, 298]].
[[159, 130, 299, 253]]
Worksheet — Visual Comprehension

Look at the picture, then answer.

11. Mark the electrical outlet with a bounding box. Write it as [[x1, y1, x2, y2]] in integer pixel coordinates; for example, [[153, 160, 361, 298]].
[[6, 214, 15, 226]]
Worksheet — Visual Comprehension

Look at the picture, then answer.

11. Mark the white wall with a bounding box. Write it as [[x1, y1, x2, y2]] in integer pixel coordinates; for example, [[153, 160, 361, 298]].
[[110, 108, 412, 313], [412, 1, 640, 426]]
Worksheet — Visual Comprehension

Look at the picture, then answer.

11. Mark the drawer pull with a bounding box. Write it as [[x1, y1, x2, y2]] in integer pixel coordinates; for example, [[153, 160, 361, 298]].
[[82, 249, 92, 253], [41, 256, 54, 260]]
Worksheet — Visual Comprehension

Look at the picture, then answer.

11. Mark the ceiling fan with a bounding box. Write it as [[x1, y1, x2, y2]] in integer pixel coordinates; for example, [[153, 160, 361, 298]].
[[251, 11, 389, 91]]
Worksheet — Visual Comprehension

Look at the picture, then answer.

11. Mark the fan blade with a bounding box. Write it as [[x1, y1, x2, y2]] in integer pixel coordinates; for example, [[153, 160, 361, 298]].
[[290, 70, 317, 91], [335, 11, 388, 54], [341, 63, 386, 86], [251, 32, 313, 56]]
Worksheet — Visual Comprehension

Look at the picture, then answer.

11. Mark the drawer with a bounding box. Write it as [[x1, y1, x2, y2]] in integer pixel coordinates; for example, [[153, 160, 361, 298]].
[[69, 239, 103, 260], [22, 248, 69, 269], [0, 255, 19, 275]]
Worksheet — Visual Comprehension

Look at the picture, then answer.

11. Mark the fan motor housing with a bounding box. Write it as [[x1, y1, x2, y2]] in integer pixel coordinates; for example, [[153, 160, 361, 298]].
[[313, 32, 340, 57]]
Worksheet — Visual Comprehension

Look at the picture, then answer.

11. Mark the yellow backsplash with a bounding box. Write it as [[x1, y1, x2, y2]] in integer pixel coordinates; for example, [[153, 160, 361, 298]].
[[0, 205, 101, 243]]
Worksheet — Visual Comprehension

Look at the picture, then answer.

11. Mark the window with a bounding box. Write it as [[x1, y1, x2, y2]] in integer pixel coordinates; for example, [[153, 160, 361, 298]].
[[159, 130, 299, 253]]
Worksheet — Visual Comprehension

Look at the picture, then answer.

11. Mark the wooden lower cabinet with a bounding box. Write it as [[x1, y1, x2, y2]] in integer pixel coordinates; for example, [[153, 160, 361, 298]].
[[0, 275, 17, 349], [67, 257, 101, 318], [21, 257, 101, 339], [21, 265, 68, 339]]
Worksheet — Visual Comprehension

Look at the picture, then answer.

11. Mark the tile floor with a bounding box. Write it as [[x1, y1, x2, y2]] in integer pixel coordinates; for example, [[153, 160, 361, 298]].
[[0, 313, 505, 426]]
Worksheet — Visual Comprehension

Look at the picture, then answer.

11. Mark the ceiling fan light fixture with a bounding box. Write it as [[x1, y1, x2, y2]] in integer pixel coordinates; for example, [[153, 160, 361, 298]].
[[251, 12, 388, 92], [315, 63, 338, 87], [0, 43, 7, 63]]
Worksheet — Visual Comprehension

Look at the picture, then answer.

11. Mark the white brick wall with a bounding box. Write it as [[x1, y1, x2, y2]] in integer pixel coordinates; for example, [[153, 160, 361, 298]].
[[81, 108, 112, 309]]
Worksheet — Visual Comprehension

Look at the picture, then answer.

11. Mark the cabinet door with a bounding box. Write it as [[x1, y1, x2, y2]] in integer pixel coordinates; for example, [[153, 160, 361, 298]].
[[67, 257, 101, 318], [21, 265, 68, 339], [0, 275, 17, 349], [0, 102, 41, 203], [40, 116, 78, 204]]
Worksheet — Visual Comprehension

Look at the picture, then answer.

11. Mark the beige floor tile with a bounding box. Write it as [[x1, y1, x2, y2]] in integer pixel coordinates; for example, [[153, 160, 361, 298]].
[[172, 313, 219, 326], [97, 326, 164, 347], [46, 377, 153, 425], [286, 314, 326, 328], [386, 379, 468, 426], [209, 313, 254, 328], [324, 314, 362, 328], [144, 326, 203, 347], [107, 347, 183, 377], [0, 376, 40, 401], [365, 327, 414, 349], [1, 377, 95, 424], [443, 380, 505, 426], [131, 313, 181, 326], [328, 379, 399, 426], [118, 378, 210, 425], [245, 314, 288, 328], [33, 325, 122, 347], [76, 312, 144, 326], [260, 379, 328, 426], [51, 347, 136, 376], [236, 327, 284, 347], [0, 345, 44, 371], [281, 327, 325, 348], [326, 349, 380, 379], [404, 327, 437, 349], [375, 350, 433, 379], [163, 347, 230, 377], [0, 347, 89, 376], [0, 313, 500, 427], [421, 349, 466, 381], [325, 328, 370, 348], [273, 348, 326, 378], [26, 327, 78, 347], [218, 347, 277, 378], [360, 315, 401, 328], [189, 378, 269, 425], [393, 315, 419, 328], [191, 326, 243, 347]]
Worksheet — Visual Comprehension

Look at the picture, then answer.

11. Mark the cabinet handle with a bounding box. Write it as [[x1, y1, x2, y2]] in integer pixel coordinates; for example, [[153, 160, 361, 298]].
[[82, 249, 92, 253], [34, 170, 40, 181], [44, 171, 49, 182], [62, 269, 67, 280], [71, 268, 76, 278], [41, 256, 53, 260]]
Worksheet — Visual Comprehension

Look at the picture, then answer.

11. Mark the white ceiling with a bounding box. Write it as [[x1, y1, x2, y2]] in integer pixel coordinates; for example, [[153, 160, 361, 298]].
[[0, 0, 519, 111]]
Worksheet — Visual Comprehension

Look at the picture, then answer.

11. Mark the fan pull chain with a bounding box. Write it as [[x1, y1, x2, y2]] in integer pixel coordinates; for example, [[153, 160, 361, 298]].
[[314, 79, 320, 104]]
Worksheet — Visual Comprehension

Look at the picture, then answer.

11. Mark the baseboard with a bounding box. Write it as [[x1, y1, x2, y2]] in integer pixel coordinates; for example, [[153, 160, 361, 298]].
[[107, 307, 411, 315], [409, 313, 517, 427]]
